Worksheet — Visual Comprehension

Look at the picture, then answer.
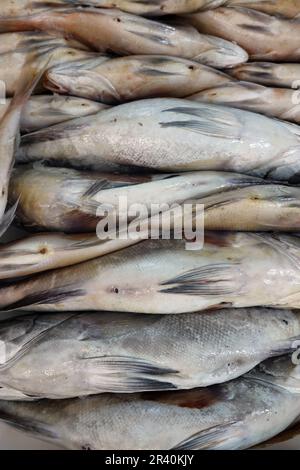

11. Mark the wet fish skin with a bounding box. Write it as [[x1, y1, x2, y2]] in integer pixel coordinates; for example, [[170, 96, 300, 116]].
[[231, 62, 300, 89], [2, 233, 300, 313], [185, 7, 300, 61], [17, 98, 300, 182], [225, 0, 300, 20], [0, 308, 299, 399], [44, 55, 232, 104], [0, 356, 299, 449], [8, 164, 300, 235], [0, 32, 93, 96], [190, 81, 300, 124], [0, 8, 248, 69], [0, 96, 107, 133]]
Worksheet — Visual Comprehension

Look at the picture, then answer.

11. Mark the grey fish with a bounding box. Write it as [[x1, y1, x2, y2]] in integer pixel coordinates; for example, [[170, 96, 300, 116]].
[[17, 98, 300, 182], [2, 233, 300, 313], [231, 62, 300, 89], [185, 7, 300, 61], [0, 8, 248, 69], [0, 96, 107, 133], [44, 55, 232, 104], [0, 309, 299, 399], [0, 32, 93, 96], [8, 164, 300, 233], [0, 355, 299, 449], [190, 81, 300, 124]]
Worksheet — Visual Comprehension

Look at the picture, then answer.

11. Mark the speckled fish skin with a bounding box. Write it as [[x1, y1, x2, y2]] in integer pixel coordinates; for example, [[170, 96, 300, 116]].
[[0, 309, 299, 399], [8, 164, 300, 234], [225, 0, 300, 19], [0, 96, 107, 133], [0, 356, 299, 449], [44, 55, 232, 104], [0, 8, 248, 69], [17, 98, 300, 182], [3, 233, 300, 313], [185, 7, 300, 61], [0, 32, 92, 96], [190, 81, 300, 124], [231, 63, 300, 89]]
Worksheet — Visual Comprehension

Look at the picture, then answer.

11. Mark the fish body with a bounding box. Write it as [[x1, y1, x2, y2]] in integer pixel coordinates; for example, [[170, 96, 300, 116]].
[[186, 7, 300, 61], [0, 309, 299, 398], [2, 233, 300, 313], [8, 164, 300, 233], [226, 0, 300, 19], [44, 55, 232, 104], [0, 32, 92, 96], [0, 356, 299, 449], [191, 81, 300, 124], [231, 62, 300, 89], [0, 8, 248, 69], [17, 98, 300, 182], [0, 96, 107, 133]]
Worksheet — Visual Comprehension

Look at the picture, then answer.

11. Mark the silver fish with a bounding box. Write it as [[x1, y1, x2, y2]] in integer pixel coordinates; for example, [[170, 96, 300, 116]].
[[0, 308, 299, 399], [0, 355, 299, 449], [2, 233, 300, 313], [44, 55, 232, 104], [185, 7, 300, 61], [0, 95, 107, 133], [0, 32, 92, 96], [8, 164, 300, 233], [190, 81, 300, 124], [17, 98, 300, 182], [231, 62, 300, 89], [225, 0, 300, 19], [0, 8, 248, 69]]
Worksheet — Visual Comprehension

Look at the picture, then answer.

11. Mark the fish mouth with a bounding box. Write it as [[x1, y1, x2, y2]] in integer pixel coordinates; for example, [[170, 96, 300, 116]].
[[43, 75, 68, 94]]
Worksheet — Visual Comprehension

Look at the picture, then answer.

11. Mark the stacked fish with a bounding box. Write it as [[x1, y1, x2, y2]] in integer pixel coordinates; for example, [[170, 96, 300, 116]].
[[0, 0, 300, 451]]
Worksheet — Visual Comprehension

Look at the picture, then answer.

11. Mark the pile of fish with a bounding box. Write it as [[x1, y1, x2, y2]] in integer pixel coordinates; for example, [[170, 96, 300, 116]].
[[0, 0, 300, 451]]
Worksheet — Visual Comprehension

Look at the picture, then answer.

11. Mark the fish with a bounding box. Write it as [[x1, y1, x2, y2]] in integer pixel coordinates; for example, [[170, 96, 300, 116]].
[[8, 164, 300, 234], [0, 8, 248, 69], [17, 98, 300, 182], [0, 355, 299, 449], [190, 81, 300, 124], [0, 32, 93, 96], [231, 62, 300, 89], [0, 0, 67, 17], [0, 96, 107, 133], [0, 308, 299, 399], [2, 232, 300, 313], [44, 55, 232, 104], [185, 7, 300, 61], [0, 57, 47, 238], [225, 0, 300, 20]]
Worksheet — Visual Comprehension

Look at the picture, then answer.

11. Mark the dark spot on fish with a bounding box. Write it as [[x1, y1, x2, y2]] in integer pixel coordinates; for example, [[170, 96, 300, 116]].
[[116, 18, 121, 23], [113, 287, 119, 294], [282, 319, 289, 325], [239, 24, 273, 35], [39, 247, 48, 255], [82, 445, 92, 451], [188, 65, 195, 71], [138, 122, 143, 126]]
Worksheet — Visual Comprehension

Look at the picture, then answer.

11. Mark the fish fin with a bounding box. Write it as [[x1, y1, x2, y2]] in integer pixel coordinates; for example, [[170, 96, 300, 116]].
[[174, 421, 245, 450], [160, 105, 241, 140], [0, 287, 85, 312], [0, 200, 19, 238], [81, 355, 178, 393], [269, 335, 300, 357], [0, 406, 57, 440], [160, 263, 241, 296]]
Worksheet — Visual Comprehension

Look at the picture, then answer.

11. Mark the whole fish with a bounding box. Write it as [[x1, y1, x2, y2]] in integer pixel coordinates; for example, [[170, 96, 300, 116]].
[[17, 98, 300, 182], [185, 7, 300, 61], [0, 32, 92, 96], [190, 81, 300, 124], [0, 58, 45, 238], [0, 0, 226, 17], [0, 96, 107, 133], [0, 356, 299, 449], [2, 233, 300, 313], [226, 0, 300, 19], [8, 164, 300, 234], [231, 62, 300, 89], [0, 8, 248, 69], [44, 55, 232, 104], [0, 309, 299, 399]]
